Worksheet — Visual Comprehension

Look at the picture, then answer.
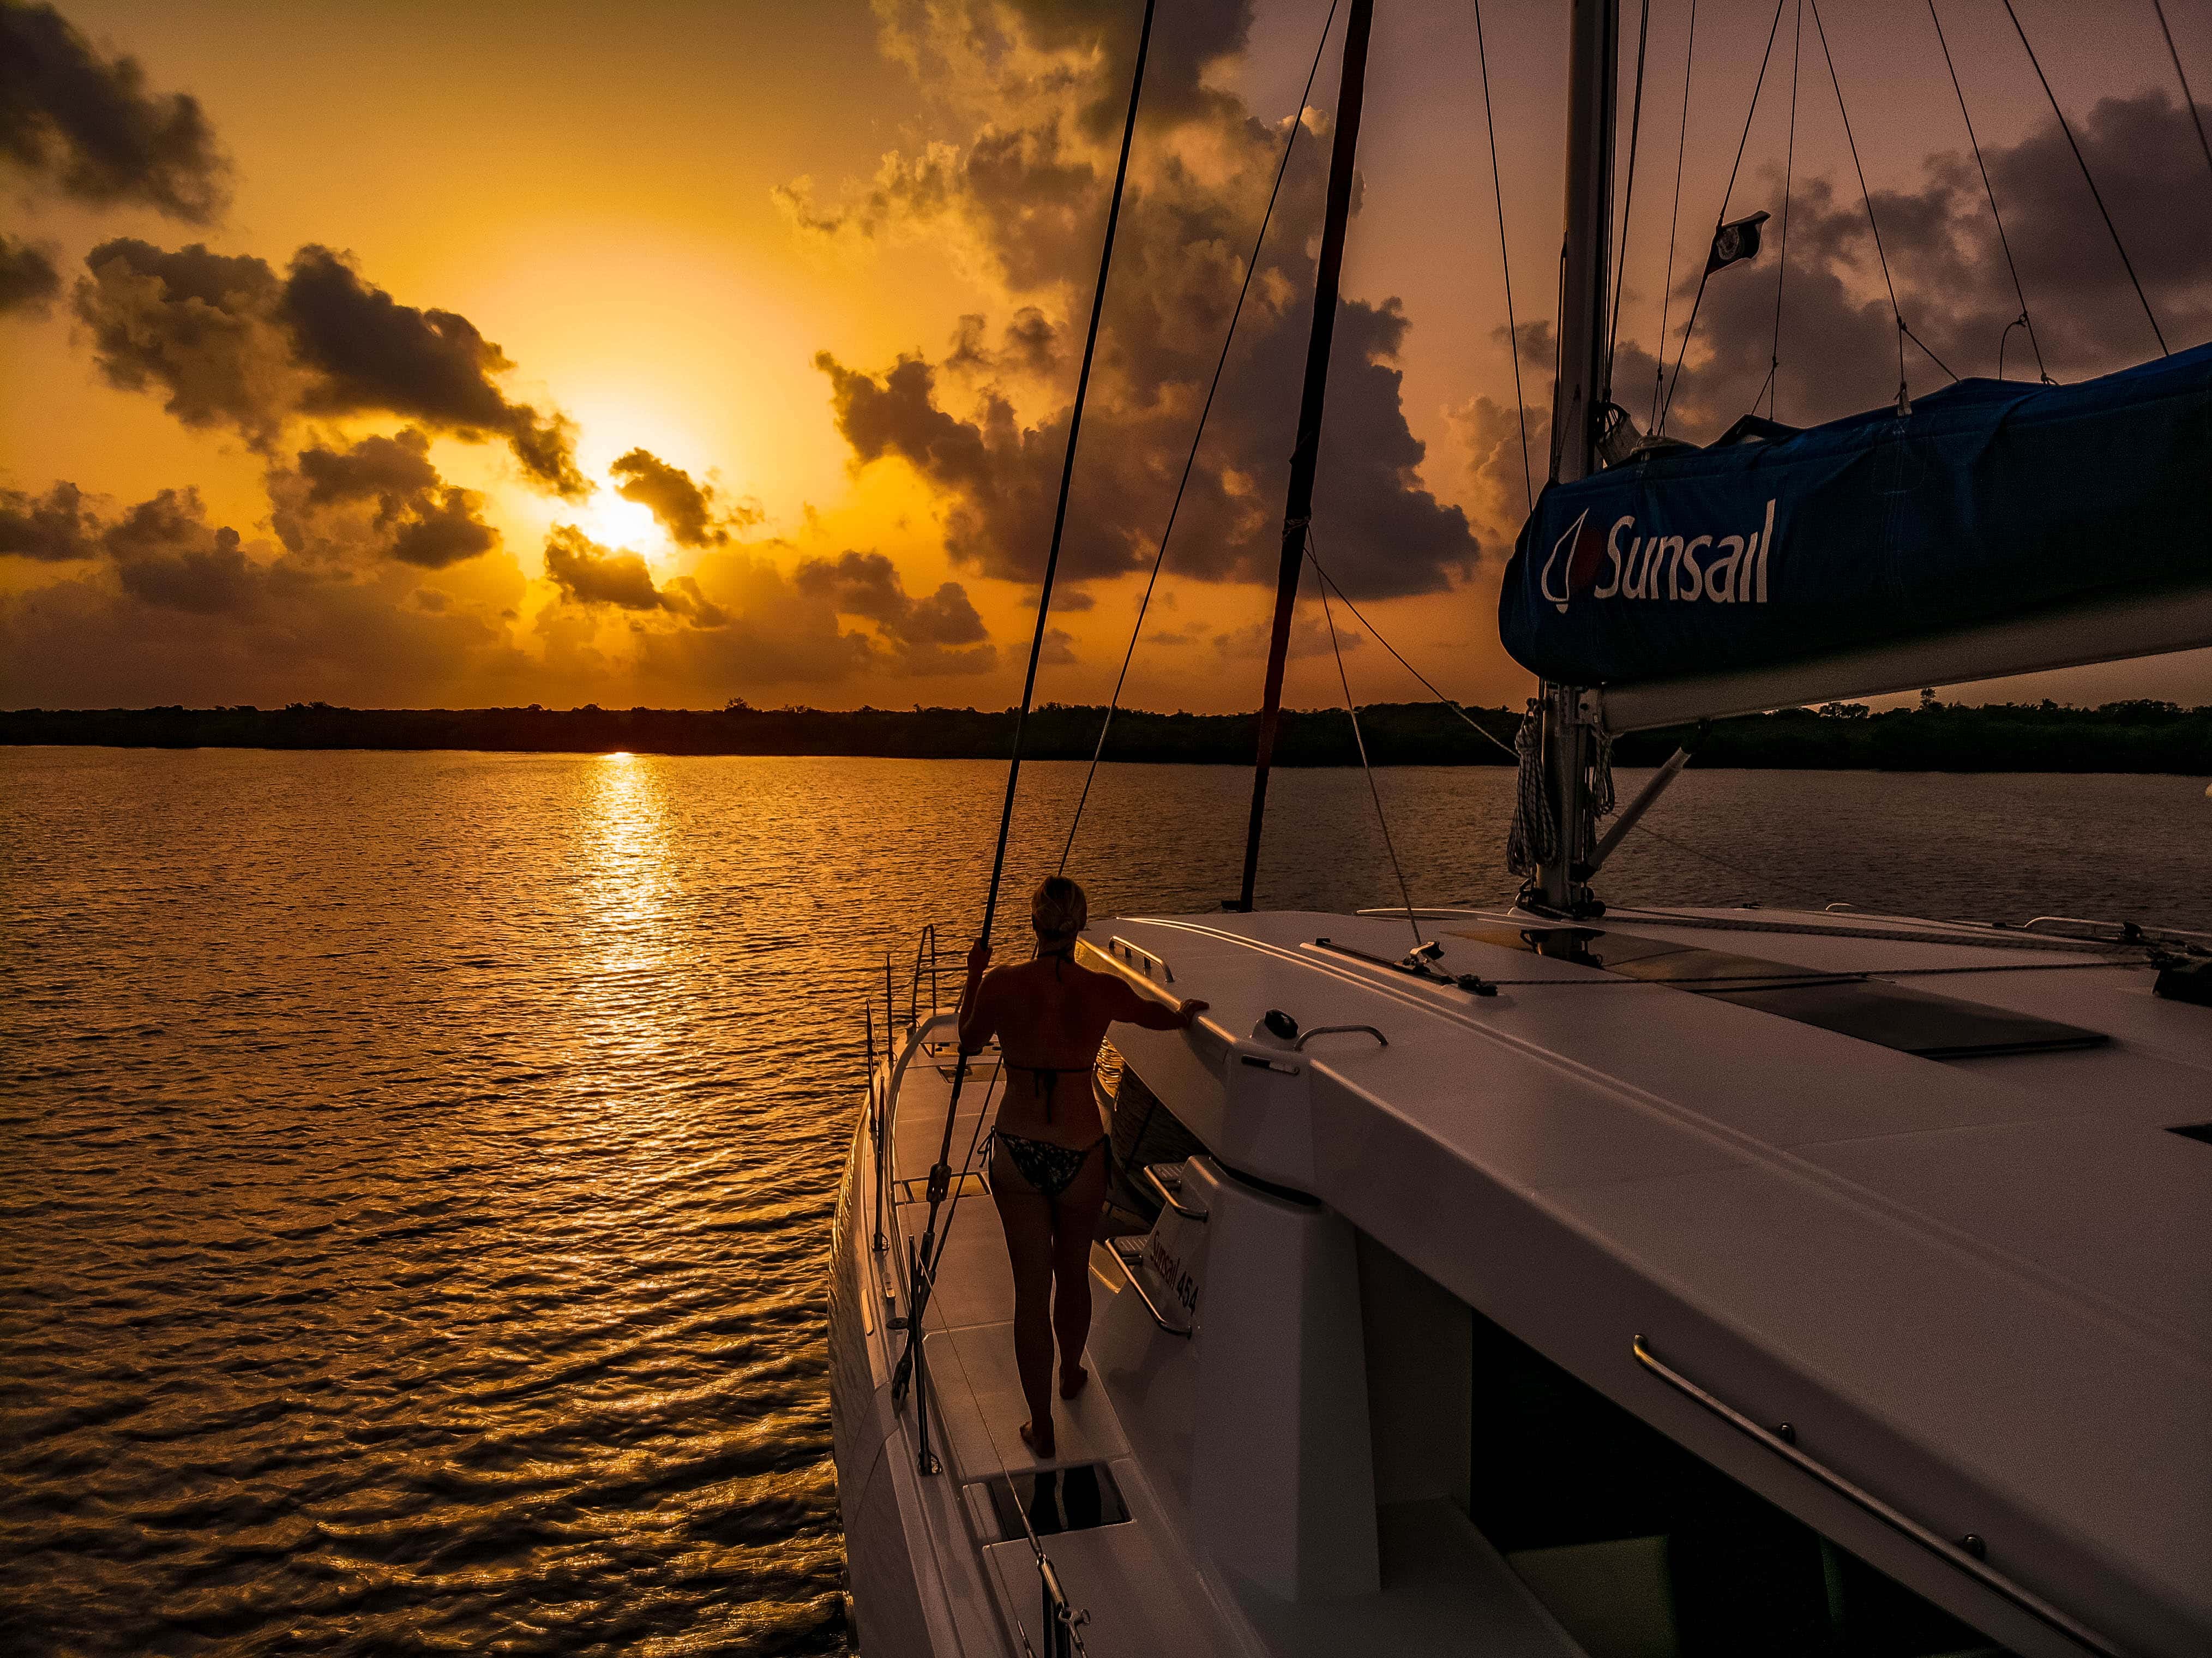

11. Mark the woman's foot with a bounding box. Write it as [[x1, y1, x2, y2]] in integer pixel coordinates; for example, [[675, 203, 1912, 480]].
[[1019, 1419, 1056, 1460], [1059, 1363, 1089, 1401]]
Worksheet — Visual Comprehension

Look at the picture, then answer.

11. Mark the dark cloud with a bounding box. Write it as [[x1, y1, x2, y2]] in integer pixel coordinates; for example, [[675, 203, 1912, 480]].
[[0, 232, 61, 316], [608, 448, 760, 546], [268, 430, 498, 570], [1625, 89, 2212, 444], [0, 501, 534, 709], [103, 488, 255, 614], [543, 525, 668, 612], [872, 0, 1255, 137], [73, 239, 587, 495], [794, 548, 995, 674], [801, 4, 1476, 600], [944, 307, 1059, 377], [0, 480, 98, 560], [0, 1, 230, 221]]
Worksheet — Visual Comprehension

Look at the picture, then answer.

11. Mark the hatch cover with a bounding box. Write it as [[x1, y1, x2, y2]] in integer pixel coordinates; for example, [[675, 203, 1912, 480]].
[[1450, 924, 2108, 1060], [974, 1463, 1130, 1541]]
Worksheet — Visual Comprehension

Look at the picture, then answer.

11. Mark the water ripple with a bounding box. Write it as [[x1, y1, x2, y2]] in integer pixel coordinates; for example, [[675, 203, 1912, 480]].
[[4, 748, 2205, 1655]]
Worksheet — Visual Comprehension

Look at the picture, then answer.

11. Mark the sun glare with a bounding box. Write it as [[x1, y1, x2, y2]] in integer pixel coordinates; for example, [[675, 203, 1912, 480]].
[[575, 493, 668, 561]]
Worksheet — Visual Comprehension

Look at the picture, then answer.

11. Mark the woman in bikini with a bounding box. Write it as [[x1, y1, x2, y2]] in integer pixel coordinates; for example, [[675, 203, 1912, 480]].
[[957, 875, 1206, 1459]]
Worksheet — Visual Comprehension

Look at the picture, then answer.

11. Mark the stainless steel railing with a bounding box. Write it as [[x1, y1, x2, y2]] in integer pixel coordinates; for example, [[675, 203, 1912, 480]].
[[1631, 1334, 2123, 1658]]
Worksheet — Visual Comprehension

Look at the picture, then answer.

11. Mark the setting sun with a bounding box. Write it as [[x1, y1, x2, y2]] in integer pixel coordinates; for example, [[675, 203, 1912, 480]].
[[569, 494, 668, 568]]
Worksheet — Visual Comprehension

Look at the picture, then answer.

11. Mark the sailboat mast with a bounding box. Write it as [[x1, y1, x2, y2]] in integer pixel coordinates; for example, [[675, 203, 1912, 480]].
[[1235, 0, 1377, 914], [1539, 0, 1620, 910]]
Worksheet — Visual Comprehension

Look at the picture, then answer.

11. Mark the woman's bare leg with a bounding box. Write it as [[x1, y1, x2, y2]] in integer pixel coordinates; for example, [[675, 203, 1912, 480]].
[[1050, 1145, 1109, 1401], [990, 1146, 1058, 1457]]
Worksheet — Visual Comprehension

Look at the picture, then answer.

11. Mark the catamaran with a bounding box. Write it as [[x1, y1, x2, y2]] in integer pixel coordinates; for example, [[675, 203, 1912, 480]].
[[827, 2, 2212, 1654]]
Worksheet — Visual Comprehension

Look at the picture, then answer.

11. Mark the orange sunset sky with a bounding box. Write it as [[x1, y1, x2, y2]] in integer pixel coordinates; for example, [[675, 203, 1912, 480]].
[[4, 0, 2209, 712]]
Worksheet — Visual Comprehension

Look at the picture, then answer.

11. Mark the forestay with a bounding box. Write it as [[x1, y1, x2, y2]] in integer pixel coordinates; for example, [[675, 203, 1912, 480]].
[[1498, 343, 2212, 691]]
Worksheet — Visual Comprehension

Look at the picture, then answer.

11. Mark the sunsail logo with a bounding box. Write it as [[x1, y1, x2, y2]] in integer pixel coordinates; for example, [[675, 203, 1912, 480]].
[[1540, 499, 1777, 613]]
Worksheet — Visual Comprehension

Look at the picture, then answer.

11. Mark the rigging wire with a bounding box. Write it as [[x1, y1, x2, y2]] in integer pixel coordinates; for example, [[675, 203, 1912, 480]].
[[1471, 0, 1534, 514], [1056, 0, 1342, 876], [1305, 532, 1517, 760], [890, 0, 1157, 1411], [1926, 0, 2046, 381], [2000, 0, 2168, 355], [1766, 0, 1803, 419], [1649, 0, 1699, 430], [1299, 542, 1817, 903], [1803, 0, 1910, 412], [2152, 0, 2212, 188], [1309, 538, 1426, 951], [1657, 0, 1792, 435], [1604, 0, 1654, 400]]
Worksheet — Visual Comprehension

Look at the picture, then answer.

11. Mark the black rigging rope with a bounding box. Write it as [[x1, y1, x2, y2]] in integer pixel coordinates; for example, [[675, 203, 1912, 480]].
[[1804, 0, 1910, 411], [1657, 0, 1790, 435], [1472, 0, 1534, 514], [1766, 0, 1802, 419], [1926, 0, 2046, 382], [892, 0, 1156, 1411], [1309, 539, 1425, 951], [1650, 0, 1699, 430], [2153, 0, 2212, 188], [2000, 0, 2168, 356], [1606, 0, 1654, 401], [1056, 0, 1341, 876]]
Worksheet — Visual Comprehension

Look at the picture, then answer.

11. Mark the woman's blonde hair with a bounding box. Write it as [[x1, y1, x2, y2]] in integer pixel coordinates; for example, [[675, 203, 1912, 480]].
[[1031, 875, 1089, 942]]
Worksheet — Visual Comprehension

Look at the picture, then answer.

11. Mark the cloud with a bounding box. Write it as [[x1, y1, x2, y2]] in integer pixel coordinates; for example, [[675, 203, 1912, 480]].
[[0, 232, 61, 316], [608, 447, 760, 546], [103, 488, 255, 614], [797, 0, 1477, 602], [0, 490, 536, 708], [266, 429, 499, 569], [0, 1, 230, 221], [73, 239, 587, 495], [1623, 89, 2212, 444], [0, 480, 99, 560], [1210, 606, 1363, 662], [543, 525, 670, 611], [794, 547, 996, 673]]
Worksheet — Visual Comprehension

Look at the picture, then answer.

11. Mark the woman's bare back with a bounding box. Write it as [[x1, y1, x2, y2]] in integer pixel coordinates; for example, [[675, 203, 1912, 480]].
[[959, 948, 1204, 1145]]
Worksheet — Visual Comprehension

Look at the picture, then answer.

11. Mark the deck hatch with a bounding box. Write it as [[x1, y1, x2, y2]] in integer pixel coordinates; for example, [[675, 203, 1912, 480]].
[[973, 1463, 1130, 1541], [1449, 924, 2108, 1059]]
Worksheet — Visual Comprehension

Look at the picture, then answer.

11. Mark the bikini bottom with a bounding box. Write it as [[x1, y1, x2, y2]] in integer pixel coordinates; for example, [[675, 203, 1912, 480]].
[[990, 1131, 1106, 1201]]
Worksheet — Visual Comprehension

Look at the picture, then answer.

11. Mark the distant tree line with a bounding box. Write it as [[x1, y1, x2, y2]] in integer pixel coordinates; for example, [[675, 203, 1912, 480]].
[[2, 698, 2207, 772]]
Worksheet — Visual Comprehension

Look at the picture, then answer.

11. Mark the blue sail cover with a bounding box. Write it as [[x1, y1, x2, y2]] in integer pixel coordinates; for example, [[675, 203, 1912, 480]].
[[1498, 343, 2212, 687]]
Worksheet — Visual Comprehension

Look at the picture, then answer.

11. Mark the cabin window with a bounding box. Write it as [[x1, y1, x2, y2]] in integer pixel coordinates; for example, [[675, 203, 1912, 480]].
[[1464, 1309, 2012, 1658], [1098, 1041, 1211, 1233]]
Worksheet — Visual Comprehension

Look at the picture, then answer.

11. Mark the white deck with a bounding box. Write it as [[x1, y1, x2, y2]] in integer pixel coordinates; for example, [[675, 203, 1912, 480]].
[[833, 906, 2212, 1658]]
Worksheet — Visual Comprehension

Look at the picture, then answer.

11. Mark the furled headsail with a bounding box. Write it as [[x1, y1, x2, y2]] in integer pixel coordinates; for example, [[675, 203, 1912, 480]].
[[1498, 343, 2212, 729]]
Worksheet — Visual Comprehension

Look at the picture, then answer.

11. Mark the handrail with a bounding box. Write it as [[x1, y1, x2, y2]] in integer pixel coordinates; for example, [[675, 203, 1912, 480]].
[[1630, 1335, 2123, 1658], [907, 923, 932, 1028], [1105, 934, 1174, 983], [1108, 1237, 1194, 1336], [1293, 1023, 1388, 1051], [1140, 1163, 1208, 1221]]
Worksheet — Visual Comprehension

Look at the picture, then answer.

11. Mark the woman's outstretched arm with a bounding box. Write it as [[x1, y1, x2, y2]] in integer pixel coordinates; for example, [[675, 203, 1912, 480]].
[[1109, 978, 1207, 1032]]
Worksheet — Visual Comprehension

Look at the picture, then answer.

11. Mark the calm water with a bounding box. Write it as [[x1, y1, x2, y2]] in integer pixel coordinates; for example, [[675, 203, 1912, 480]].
[[4, 748, 2208, 1656]]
